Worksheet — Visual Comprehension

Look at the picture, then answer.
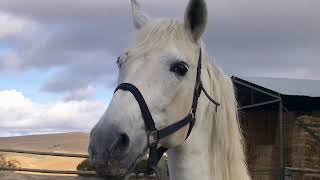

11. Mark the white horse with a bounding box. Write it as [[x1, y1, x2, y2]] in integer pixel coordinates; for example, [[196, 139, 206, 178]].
[[89, 0, 251, 179]]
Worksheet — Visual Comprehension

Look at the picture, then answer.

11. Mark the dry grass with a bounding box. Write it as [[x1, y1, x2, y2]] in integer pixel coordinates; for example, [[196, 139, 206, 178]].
[[291, 116, 320, 169], [0, 153, 19, 169]]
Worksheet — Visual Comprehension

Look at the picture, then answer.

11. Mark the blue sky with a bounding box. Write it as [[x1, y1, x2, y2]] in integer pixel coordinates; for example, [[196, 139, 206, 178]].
[[0, 69, 113, 103], [0, 45, 5, 50], [0, 44, 6, 53], [0, 43, 63, 103], [0, 70, 60, 103], [0, 43, 113, 104]]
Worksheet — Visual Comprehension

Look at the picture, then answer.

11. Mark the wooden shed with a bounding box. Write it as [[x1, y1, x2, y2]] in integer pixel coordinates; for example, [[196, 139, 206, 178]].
[[232, 76, 320, 180]]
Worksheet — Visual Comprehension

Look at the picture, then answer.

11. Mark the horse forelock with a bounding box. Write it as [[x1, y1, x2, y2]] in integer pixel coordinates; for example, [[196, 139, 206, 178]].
[[128, 19, 198, 60]]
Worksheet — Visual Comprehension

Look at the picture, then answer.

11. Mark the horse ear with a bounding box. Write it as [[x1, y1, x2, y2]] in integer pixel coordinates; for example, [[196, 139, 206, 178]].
[[131, 0, 150, 29], [184, 0, 208, 41]]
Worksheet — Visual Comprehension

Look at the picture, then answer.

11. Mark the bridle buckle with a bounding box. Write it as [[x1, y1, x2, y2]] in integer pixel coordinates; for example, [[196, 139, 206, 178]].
[[189, 108, 195, 119], [147, 130, 159, 147]]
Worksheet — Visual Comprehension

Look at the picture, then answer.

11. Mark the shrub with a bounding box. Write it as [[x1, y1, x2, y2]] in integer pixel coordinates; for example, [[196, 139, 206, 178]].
[[76, 158, 96, 177], [77, 158, 95, 172], [0, 154, 19, 170], [133, 159, 149, 173]]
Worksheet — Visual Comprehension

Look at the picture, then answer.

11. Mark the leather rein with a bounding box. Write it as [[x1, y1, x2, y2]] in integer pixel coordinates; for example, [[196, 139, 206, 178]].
[[114, 48, 220, 173]]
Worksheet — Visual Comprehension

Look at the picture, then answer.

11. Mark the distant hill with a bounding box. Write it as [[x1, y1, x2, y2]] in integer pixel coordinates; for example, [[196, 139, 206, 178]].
[[0, 132, 89, 154], [0, 133, 90, 172]]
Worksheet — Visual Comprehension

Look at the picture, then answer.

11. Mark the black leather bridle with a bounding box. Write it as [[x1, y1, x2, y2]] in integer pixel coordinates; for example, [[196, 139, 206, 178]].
[[114, 48, 220, 173]]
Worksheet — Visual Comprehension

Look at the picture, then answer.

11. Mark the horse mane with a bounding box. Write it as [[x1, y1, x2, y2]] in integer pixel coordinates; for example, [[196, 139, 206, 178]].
[[132, 19, 250, 180], [203, 51, 251, 180]]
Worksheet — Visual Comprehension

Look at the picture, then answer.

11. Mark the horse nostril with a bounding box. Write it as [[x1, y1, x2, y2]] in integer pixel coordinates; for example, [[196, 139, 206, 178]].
[[118, 133, 130, 151], [120, 133, 130, 147], [111, 133, 130, 158]]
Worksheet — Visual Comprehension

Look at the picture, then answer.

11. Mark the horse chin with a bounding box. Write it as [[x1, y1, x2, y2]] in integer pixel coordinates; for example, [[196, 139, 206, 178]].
[[91, 144, 147, 179], [94, 156, 145, 180], [94, 159, 132, 179]]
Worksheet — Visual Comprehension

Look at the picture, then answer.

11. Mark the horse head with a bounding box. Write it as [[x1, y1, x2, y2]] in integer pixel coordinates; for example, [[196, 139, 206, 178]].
[[89, 0, 208, 178]]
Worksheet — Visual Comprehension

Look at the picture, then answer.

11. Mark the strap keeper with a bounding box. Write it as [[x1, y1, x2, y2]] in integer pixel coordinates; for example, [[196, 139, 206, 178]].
[[147, 130, 159, 148], [190, 108, 196, 117], [195, 82, 202, 97]]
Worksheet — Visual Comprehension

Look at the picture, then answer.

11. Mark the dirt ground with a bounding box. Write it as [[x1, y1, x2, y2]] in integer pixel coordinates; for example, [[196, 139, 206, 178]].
[[0, 172, 102, 180], [0, 172, 157, 180]]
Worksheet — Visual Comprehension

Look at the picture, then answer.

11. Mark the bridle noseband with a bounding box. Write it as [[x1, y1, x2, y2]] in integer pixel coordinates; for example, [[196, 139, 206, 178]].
[[114, 48, 220, 173]]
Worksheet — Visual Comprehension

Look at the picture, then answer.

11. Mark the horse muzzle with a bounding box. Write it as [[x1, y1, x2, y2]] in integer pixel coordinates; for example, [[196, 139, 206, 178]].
[[89, 126, 132, 178]]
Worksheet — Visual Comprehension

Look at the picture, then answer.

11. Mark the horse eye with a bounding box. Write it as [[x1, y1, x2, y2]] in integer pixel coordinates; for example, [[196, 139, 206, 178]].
[[170, 62, 189, 76]]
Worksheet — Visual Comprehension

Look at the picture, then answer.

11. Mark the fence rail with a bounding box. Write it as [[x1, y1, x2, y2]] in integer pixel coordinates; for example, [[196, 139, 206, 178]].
[[2, 148, 320, 179], [0, 167, 96, 176], [0, 148, 158, 178], [286, 167, 320, 174], [0, 167, 157, 179], [0, 148, 89, 158], [0, 148, 92, 176]]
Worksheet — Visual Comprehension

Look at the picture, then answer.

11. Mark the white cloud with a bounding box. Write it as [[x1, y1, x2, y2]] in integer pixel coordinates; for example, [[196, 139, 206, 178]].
[[0, 90, 107, 137], [0, 12, 36, 39]]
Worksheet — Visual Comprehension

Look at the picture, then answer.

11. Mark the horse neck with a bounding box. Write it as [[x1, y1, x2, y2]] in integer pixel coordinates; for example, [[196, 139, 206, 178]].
[[167, 60, 251, 180], [167, 95, 215, 180], [167, 52, 216, 180]]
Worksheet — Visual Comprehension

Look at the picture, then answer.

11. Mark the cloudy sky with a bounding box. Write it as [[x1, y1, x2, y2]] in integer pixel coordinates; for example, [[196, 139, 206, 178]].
[[0, 0, 319, 137]]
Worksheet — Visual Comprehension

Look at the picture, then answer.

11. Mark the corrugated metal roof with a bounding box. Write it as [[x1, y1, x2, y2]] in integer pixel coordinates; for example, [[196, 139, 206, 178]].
[[236, 76, 320, 97]]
